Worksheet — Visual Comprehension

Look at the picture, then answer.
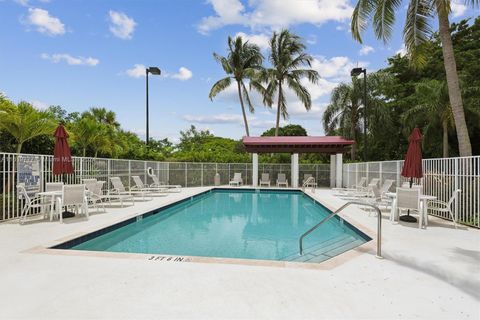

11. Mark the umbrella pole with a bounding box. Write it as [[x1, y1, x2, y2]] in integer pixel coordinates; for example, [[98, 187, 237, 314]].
[[61, 173, 75, 219], [399, 177, 418, 223]]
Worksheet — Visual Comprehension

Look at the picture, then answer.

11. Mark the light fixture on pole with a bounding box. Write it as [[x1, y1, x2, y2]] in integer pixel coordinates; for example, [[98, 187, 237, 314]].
[[145, 66, 161, 145], [351, 67, 367, 162]]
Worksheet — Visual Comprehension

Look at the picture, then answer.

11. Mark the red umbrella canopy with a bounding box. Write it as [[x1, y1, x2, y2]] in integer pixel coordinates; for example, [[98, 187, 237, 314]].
[[401, 127, 423, 179], [53, 124, 74, 175]]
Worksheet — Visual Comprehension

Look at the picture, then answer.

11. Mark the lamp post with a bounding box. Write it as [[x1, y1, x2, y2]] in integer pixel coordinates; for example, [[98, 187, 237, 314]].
[[351, 67, 367, 162], [145, 66, 161, 145]]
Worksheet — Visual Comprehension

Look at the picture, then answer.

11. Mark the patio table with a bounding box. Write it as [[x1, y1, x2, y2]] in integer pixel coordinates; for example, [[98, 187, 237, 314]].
[[36, 191, 62, 221], [386, 192, 436, 228]]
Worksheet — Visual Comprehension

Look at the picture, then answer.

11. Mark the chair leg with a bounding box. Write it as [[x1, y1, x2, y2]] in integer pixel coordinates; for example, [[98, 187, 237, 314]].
[[449, 208, 457, 229]]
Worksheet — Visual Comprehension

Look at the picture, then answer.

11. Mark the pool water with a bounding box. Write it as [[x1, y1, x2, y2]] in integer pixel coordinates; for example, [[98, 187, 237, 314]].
[[69, 189, 369, 263]]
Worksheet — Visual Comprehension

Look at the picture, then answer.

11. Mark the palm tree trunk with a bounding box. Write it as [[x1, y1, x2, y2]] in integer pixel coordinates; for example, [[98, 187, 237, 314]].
[[442, 119, 449, 158], [16, 142, 23, 154], [350, 126, 356, 161], [82, 148, 86, 157], [236, 80, 250, 137], [436, 8, 472, 156], [275, 82, 282, 136]]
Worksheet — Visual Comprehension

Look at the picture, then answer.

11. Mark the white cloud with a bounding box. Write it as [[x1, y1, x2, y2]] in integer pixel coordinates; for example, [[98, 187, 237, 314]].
[[30, 99, 49, 110], [125, 65, 193, 80], [310, 56, 368, 81], [396, 44, 407, 57], [359, 45, 374, 56], [25, 8, 65, 36], [234, 32, 270, 50], [306, 34, 317, 45], [108, 10, 136, 40], [125, 64, 146, 78], [41, 53, 99, 66], [198, 0, 353, 34], [171, 67, 193, 81], [15, 0, 29, 6], [451, 0, 467, 18], [182, 113, 244, 124]]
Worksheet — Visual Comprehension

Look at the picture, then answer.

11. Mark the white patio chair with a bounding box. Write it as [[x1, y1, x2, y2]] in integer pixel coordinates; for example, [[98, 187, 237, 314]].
[[428, 189, 461, 229], [131, 176, 168, 196], [60, 184, 89, 221], [369, 184, 391, 211], [229, 173, 243, 186], [46, 182, 64, 192], [84, 180, 106, 212], [395, 187, 423, 228], [17, 184, 55, 224], [259, 173, 270, 187], [109, 177, 151, 201], [149, 174, 182, 192], [276, 173, 288, 187]]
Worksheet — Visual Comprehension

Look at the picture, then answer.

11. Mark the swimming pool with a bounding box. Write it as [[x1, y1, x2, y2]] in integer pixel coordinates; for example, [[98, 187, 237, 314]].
[[55, 189, 370, 263]]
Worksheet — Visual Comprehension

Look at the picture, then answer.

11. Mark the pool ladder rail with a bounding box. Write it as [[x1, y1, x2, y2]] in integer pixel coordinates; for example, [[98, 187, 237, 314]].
[[302, 176, 316, 193], [299, 201, 382, 259]]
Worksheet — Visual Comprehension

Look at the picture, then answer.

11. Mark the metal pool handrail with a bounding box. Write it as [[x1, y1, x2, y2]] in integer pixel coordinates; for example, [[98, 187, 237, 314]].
[[299, 201, 382, 258]]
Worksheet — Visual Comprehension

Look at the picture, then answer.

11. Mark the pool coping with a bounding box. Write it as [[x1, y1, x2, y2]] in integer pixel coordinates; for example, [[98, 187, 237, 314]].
[[24, 187, 380, 270]]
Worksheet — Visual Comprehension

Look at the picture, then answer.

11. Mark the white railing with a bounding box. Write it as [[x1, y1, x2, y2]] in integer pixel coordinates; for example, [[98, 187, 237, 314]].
[[0, 152, 329, 221], [343, 156, 480, 228]]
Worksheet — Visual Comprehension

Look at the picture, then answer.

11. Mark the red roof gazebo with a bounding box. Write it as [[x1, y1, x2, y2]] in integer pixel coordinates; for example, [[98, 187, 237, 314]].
[[242, 136, 354, 188]]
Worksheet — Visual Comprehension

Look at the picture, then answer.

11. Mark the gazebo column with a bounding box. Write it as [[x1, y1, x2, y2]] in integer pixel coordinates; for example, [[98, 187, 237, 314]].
[[335, 153, 343, 188], [330, 154, 336, 188], [252, 153, 258, 187], [291, 153, 299, 188]]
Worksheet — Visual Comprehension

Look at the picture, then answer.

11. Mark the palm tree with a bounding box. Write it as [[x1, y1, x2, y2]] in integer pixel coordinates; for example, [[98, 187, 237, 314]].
[[84, 107, 120, 129], [209, 36, 263, 137], [323, 73, 390, 160], [0, 100, 56, 153], [261, 30, 319, 136], [323, 78, 364, 160], [351, 0, 476, 156], [69, 117, 108, 157]]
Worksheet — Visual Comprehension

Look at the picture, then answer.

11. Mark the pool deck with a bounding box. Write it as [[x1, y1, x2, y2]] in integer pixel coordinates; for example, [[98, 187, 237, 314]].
[[0, 187, 479, 319]]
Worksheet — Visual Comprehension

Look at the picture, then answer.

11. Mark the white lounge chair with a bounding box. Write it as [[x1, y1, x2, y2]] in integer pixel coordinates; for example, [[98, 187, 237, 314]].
[[87, 180, 134, 208], [46, 182, 64, 192], [229, 173, 243, 186], [302, 174, 317, 188], [131, 176, 168, 196], [333, 177, 367, 194], [259, 173, 270, 187], [109, 177, 151, 201], [428, 189, 461, 229], [276, 173, 288, 187], [395, 187, 423, 228], [149, 174, 182, 192], [60, 184, 89, 221], [380, 179, 395, 196], [17, 184, 56, 224]]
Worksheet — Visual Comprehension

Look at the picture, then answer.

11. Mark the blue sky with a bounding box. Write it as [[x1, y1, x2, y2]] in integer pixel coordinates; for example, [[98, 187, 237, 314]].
[[0, 0, 477, 142]]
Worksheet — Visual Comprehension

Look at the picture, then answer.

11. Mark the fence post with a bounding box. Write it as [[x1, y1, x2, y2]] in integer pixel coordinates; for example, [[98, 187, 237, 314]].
[[185, 163, 188, 187], [396, 161, 401, 187], [379, 162, 383, 183], [454, 158, 459, 223], [201, 163, 204, 187]]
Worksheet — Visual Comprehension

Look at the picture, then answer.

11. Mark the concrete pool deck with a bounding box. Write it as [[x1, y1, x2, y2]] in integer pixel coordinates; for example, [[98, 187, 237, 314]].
[[0, 187, 479, 319]]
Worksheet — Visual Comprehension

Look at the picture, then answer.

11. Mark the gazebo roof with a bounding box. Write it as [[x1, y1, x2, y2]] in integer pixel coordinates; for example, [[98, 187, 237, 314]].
[[242, 136, 354, 154]]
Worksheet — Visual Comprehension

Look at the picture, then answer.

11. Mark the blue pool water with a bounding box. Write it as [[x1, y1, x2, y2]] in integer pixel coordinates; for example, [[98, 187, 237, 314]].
[[67, 189, 369, 263]]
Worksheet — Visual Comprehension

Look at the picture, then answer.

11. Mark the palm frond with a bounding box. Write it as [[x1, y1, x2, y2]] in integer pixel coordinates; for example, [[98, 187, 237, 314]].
[[286, 76, 312, 110], [351, 0, 375, 43], [208, 77, 232, 100], [373, 0, 402, 42], [403, 0, 434, 67], [241, 81, 255, 113]]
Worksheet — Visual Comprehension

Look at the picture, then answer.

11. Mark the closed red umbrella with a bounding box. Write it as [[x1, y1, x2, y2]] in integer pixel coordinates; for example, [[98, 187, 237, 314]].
[[400, 127, 423, 222], [53, 124, 74, 175], [53, 124, 75, 218]]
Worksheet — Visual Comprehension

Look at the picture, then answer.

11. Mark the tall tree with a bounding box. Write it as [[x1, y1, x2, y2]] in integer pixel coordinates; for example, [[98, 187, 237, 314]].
[[404, 80, 453, 157], [0, 100, 55, 153], [259, 30, 319, 136], [351, 0, 476, 156], [209, 36, 263, 137]]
